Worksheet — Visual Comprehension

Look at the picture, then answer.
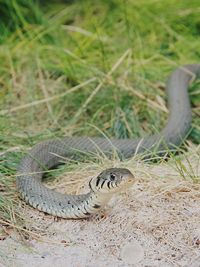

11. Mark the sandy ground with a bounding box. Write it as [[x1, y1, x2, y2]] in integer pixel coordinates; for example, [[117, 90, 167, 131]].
[[1, 145, 200, 267]]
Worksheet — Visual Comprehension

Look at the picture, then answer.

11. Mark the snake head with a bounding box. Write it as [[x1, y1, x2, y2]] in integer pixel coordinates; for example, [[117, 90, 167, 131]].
[[89, 168, 135, 194]]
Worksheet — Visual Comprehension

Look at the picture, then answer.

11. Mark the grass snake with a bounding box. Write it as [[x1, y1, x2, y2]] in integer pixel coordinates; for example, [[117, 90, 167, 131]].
[[17, 64, 200, 218]]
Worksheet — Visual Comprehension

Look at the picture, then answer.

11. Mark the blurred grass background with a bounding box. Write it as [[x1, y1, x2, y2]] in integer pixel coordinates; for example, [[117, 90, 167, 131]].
[[0, 0, 199, 226]]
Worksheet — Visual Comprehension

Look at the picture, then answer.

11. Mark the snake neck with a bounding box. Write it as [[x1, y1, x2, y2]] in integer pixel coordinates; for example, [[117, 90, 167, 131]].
[[76, 191, 112, 219]]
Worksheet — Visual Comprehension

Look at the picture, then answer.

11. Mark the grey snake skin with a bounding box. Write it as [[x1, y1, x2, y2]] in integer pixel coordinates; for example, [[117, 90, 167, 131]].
[[17, 64, 200, 218]]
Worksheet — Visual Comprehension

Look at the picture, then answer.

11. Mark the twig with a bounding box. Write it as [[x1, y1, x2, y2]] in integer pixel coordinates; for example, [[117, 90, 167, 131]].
[[0, 219, 70, 245], [37, 59, 59, 126], [0, 77, 96, 115], [73, 49, 131, 120]]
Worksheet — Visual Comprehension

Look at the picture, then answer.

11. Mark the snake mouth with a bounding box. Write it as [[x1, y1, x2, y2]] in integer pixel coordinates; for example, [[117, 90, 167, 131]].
[[127, 175, 135, 184], [123, 171, 135, 182], [116, 172, 135, 191], [114, 172, 135, 191]]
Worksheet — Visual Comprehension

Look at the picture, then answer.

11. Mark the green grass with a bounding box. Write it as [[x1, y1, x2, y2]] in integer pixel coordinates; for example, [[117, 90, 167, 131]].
[[0, 0, 200, 232]]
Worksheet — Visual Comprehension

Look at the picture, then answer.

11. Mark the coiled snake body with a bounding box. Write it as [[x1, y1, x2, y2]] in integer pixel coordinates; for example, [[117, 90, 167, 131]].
[[17, 64, 200, 218]]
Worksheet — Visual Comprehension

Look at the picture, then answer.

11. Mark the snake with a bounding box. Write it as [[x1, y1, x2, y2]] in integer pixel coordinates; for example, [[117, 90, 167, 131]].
[[16, 64, 200, 219]]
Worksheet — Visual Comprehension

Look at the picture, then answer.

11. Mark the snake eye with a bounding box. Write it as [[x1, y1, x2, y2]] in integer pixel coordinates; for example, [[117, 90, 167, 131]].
[[110, 173, 116, 181]]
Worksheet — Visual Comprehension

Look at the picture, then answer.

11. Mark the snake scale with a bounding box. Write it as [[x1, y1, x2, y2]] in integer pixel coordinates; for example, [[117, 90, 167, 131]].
[[17, 64, 200, 218]]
